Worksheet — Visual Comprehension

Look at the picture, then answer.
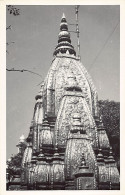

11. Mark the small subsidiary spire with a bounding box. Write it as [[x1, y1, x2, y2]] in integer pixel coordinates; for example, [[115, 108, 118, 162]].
[[19, 134, 25, 142], [53, 13, 76, 56]]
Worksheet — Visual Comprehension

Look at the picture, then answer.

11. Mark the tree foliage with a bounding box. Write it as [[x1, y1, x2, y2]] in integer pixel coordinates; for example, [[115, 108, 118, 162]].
[[7, 153, 23, 178], [7, 5, 20, 16], [6, 5, 20, 54]]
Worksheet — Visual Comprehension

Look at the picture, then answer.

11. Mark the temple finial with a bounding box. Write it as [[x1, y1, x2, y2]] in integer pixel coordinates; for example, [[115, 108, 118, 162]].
[[62, 13, 66, 19], [53, 13, 76, 56]]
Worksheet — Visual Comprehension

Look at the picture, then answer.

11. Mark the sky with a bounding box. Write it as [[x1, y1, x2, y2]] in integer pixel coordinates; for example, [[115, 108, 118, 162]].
[[6, 5, 120, 159]]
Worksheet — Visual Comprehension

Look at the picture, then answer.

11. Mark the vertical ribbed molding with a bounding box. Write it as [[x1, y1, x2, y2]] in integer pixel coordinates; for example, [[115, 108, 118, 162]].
[[50, 145, 65, 190], [26, 151, 37, 190], [40, 113, 53, 150], [32, 83, 44, 153], [16, 134, 27, 154], [53, 13, 76, 56], [34, 148, 49, 190], [34, 83, 44, 125]]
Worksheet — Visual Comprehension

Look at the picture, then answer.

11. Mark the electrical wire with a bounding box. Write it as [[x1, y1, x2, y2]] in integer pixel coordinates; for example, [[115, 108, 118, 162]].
[[88, 20, 120, 72], [6, 68, 42, 78]]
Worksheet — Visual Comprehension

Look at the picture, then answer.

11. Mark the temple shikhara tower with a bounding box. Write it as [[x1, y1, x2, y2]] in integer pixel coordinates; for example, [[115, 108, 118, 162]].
[[7, 13, 120, 190]]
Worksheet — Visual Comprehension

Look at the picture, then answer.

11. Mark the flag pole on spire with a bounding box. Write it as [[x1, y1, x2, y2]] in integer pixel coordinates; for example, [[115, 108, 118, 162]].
[[75, 5, 81, 60]]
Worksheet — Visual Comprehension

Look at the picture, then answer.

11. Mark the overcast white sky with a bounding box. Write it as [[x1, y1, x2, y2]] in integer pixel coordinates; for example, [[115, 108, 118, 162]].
[[6, 5, 120, 159]]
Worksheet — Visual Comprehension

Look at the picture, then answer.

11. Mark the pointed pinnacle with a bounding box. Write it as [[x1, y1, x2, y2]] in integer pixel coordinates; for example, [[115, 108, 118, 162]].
[[62, 13, 66, 19]]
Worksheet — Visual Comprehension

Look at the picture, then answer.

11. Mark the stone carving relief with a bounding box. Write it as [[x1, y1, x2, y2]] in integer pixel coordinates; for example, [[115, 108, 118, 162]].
[[98, 165, 108, 183], [98, 130, 110, 149], [65, 138, 97, 180], [55, 95, 98, 148], [36, 163, 49, 183], [53, 164, 65, 183], [44, 57, 98, 117]]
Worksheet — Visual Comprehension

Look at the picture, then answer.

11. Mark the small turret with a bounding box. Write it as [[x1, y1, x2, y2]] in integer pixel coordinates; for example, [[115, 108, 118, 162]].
[[34, 83, 44, 125], [95, 115, 110, 151], [29, 84, 45, 155], [16, 134, 27, 154]]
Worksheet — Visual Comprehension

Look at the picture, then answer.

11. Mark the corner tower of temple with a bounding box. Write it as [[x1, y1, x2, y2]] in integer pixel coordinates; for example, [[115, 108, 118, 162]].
[[8, 13, 120, 191]]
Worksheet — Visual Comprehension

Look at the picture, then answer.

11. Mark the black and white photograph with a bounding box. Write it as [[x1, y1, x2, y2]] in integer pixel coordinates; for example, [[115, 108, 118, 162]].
[[0, 1, 125, 193]]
